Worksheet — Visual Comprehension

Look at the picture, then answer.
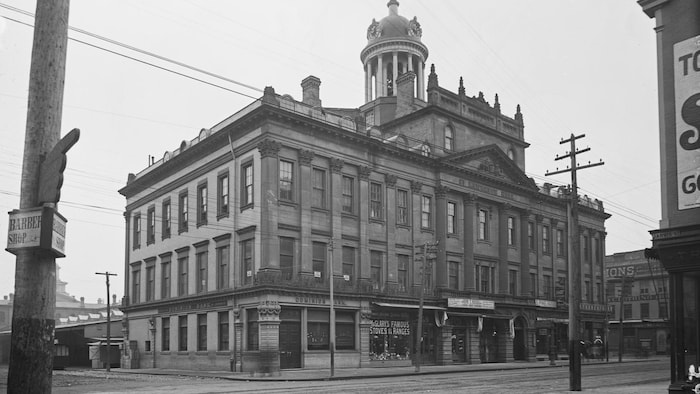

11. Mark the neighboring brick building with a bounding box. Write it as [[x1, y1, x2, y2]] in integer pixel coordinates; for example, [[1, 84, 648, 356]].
[[605, 250, 670, 357], [119, 1, 609, 372]]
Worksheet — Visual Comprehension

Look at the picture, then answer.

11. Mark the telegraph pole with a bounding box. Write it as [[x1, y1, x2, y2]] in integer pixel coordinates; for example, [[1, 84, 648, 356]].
[[7, 1, 72, 392], [546, 133, 604, 391], [96, 272, 117, 371], [328, 239, 336, 377], [415, 241, 437, 373]]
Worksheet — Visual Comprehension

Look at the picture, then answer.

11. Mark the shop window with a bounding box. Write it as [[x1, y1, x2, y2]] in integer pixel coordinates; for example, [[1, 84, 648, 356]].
[[307, 309, 329, 350], [218, 311, 229, 351], [162, 317, 170, 351], [370, 313, 411, 360], [178, 316, 187, 351], [335, 311, 355, 350], [247, 309, 259, 351], [197, 314, 207, 351]]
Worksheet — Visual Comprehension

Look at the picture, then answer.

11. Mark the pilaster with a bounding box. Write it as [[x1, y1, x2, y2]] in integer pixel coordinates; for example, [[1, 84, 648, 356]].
[[299, 149, 315, 276], [257, 139, 281, 272], [435, 184, 449, 289], [463, 193, 477, 291]]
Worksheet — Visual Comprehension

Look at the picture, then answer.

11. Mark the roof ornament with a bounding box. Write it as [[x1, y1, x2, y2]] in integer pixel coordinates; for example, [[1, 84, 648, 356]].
[[494, 93, 501, 112], [458, 77, 465, 96], [367, 18, 380, 40], [408, 16, 422, 37]]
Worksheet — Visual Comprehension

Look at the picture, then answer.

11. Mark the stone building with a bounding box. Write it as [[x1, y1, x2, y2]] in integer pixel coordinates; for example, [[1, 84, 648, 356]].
[[118, 1, 609, 372]]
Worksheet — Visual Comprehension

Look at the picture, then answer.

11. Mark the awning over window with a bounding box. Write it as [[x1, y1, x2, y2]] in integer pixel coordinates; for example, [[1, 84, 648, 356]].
[[372, 302, 446, 311]]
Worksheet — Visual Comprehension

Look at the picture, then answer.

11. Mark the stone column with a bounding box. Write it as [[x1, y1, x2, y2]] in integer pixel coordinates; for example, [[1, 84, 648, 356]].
[[257, 300, 281, 376], [417, 61, 425, 100], [520, 209, 532, 296], [359, 307, 372, 367], [359, 166, 372, 287], [376, 55, 384, 98], [535, 214, 544, 294], [233, 308, 242, 372], [299, 149, 315, 277], [258, 139, 281, 273], [498, 203, 510, 295], [410, 180, 423, 290], [463, 194, 477, 291], [392, 51, 398, 96], [435, 184, 449, 289], [330, 159, 344, 280], [439, 324, 453, 365], [385, 174, 398, 289]]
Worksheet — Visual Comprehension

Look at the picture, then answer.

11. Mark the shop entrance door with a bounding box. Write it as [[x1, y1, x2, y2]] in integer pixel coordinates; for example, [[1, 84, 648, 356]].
[[513, 317, 527, 360], [279, 321, 301, 369], [451, 328, 467, 363]]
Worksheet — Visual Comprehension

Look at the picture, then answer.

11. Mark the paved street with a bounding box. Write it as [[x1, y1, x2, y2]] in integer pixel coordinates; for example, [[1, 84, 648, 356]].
[[0, 358, 670, 393]]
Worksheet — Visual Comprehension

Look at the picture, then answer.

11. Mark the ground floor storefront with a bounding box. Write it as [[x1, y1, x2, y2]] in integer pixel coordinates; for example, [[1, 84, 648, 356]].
[[120, 290, 607, 372]]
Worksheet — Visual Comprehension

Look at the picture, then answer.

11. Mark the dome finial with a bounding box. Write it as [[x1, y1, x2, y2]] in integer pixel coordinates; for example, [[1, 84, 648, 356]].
[[388, 0, 399, 15]]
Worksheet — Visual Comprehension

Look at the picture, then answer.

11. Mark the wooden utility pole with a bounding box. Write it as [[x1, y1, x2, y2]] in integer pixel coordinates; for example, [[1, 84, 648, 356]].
[[546, 133, 604, 391], [328, 238, 336, 377], [95, 272, 117, 371], [415, 241, 437, 373], [7, 1, 71, 392]]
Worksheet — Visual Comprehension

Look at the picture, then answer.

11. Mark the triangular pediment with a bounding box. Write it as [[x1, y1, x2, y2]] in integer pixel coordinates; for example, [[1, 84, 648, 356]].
[[439, 144, 537, 190]]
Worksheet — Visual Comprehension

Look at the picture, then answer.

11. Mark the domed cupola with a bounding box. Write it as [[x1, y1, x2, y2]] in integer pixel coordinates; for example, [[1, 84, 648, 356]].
[[361, 0, 429, 103]]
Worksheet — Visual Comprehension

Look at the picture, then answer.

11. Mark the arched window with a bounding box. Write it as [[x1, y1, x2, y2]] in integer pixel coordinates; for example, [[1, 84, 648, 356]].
[[445, 126, 454, 151]]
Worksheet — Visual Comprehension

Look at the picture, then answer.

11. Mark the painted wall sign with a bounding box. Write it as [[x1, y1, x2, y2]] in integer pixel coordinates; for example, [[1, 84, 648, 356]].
[[674, 34, 700, 210], [447, 297, 495, 310], [535, 299, 557, 308], [6, 206, 67, 257]]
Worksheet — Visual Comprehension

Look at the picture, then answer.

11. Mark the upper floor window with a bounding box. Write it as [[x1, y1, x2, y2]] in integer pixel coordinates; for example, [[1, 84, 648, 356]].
[[131, 267, 141, 303], [217, 173, 229, 217], [197, 183, 208, 226], [242, 162, 254, 207], [370, 182, 383, 220], [178, 191, 188, 233], [397, 189, 409, 225], [583, 235, 590, 262], [312, 168, 326, 208], [342, 246, 355, 282], [133, 213, 141, 249], [279, 160, 294, 202], [162, 199, 171, 240], [542, 225, 550, 254], [478, 209, 489, 241], [147, 207, 156, 245], [507, 216, 515, 246], [312, 241, 326, 280], [421, 196, 432, 228], [342, 176, 354, 214], [447, 201, 456, 234], [556, 229, 565, 256], [242, 239, 254, 284], [445, 126, 454, 151], [370, 251, 383, 291], [528, 222, 535, 250]]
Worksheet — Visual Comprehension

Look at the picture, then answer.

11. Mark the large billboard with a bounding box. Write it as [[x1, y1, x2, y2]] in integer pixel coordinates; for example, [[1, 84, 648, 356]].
[[675, 34, 700, 210]]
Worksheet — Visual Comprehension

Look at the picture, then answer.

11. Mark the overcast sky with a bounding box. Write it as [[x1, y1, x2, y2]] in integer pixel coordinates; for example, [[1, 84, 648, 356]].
[[0, 1, 659, 303]]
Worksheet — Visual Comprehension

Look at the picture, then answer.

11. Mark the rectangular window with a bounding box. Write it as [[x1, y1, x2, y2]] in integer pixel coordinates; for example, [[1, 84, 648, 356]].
[[342, 176, 354, 213], [542, 225, 550, 253], [623, 304, 633, 320], [162, 199, 171, 239], [133, 214, 141, 249], [196, 251, 208, 293], [147, 207, 156, 245], [217, 173, 229, 216], [312, 168, 326, 208], [447, 202, 456, 234], [583, 235, 590, 262], [197, 314, 207, 351], [528, 222, 535, 250], [509, 270, 517, 296], [478, 209, 489, 241], [307, 309, 330, 350], [146, 265, 155, 301], [476, 264, 493, 293], [162, 317, 170, 351], [530, 273, 537, 297], [445, 126, 453, 151], [398, 254, 409, 292], [247, 309, 259, 351], [178, 256, 188, 296], [396, 189, 408, 225], [543, 274, 553, 299], [449, 261, 459, 289], [178, 316, 187, 351], [659, 302, 668, 320], [312, 241, 326, 280], [279, 160, 294, 201], [242, 239, 254, 284], [178, 191, 188, 233], [584, 280, 591, 301], [280, 237, 294, 280], [370, 251, 383, 290], [161, 258, 171, 299], [370, 182, 383, 219], [507, 217, 515, 246], [421, 195, 431, 228], [342, 246, 355, 282], [242, 163, 254, 207], [132, 268, 141, 303], [335, 311, 356, 350], [556, 229, 565, 256], [594, 238, 601, 264], [218, 311, 229, 351], [197, 183, 207, 226], [216, 245, 230, 290]]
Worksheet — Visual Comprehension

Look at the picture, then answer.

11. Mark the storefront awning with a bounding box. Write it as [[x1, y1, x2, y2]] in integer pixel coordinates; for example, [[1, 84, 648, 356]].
[[447, 311, 512, 320], [373, 302, 445, 311]]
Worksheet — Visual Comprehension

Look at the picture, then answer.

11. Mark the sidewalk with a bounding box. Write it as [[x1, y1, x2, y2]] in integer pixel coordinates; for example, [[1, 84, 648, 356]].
[[113, 357, 670, 392]]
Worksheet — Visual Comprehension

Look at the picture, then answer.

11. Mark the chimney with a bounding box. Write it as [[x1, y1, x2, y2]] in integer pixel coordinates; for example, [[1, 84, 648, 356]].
[[9, 293, 13, 301], [80, 296, 85, 308], [113, 294, 117, 305], [396, 71, 416, 118], [301, 75, 322, 107], [3, 295, 7, 300]]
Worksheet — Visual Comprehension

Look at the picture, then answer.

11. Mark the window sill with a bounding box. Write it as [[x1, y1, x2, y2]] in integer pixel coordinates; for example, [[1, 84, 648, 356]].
[[216, 212, 229, 220], [396, 223, 411, 229], [369, 218, 385, 225], [240, 203, 254, 212]]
